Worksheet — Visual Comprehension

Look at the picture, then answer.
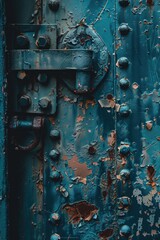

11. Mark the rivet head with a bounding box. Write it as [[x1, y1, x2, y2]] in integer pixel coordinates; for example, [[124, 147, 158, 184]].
[[38, 97, 51, 110], [118, 23, 130, 36], [18, 95, 31, 109], [119, 104, 130, 117], [48, 0, 60, 11], [36, 35, 51, 49], [37, 73, 48, 84], [119, 145, 130, 156], [50, 234, 61, 240], [120, 225, 131, 237], [50, 130, 60, 139], [119, 78, 130, 90], [119, 0, 130, 7], [117, 57, 129, 69], [16, 35, 30, 49], [118, 197, 131, 209], [49, 213, 60, 224], [49, 149, 60, 160], [50, 170, 61, 181], [120, 169, 130, 180]]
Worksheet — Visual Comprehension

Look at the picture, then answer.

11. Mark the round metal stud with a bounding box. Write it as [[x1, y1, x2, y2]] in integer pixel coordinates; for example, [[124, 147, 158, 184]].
[[36, 35, 51, 49], [118, 23, 131, 36], [120, 169, 130, 181], [119, 145, 130, 156], [118, 196, 131, 209], [50, 234, 61, 240], [38, 97, 51, 110], [119, 104, 130, 117], [48, 0, 60, 11], [16, 35, 30, 49], [49, 149, 60, 161], [37, 73, 49, 84], [117, 57, 129, 69], [119, 78, 130, 90], [50, 130, 60, 139], [18, 95, 31, 109], [120, 225, 131, 237], [50, 170, 61, 181], [49, 213, 60, 224], [119, 0, 130, 7]]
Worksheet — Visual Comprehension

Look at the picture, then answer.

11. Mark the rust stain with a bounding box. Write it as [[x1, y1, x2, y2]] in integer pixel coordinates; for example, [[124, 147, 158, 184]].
[[147, 166, 156, 187], [108, 131, 116, 147], [85, 99, 96, 109], [62, 155, 68, 161], [99, 228, 114, 240], [146, 121, 153, 130], [132, 82, 139, 89], [100, 171, 113, 201], [49, 117, 55, 125], [68, 155, 92, 184], [147, 0, 154, 5], [76, 115, 84, 123], [63, 201, 98, 224]]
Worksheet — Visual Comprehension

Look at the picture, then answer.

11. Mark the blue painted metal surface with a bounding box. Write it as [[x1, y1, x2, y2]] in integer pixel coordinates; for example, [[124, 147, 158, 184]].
[[0, 0, 159, 239]]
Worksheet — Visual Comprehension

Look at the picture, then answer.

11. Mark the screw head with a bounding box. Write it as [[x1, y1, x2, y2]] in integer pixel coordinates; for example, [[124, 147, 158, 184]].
[[37, 73, 48, 84], [50, 170, 61, 181], [16, 35, 30, 49], [119, 0, 130, 7], [50, 130, 60, 139], [38, 97, 51, 110], [118, 23, 130, 36], [48, 0, 60, 11], [119, 78, 130, 90], [118, 196, 131, 209], [49, 149, 60, 160], [119, 104, 130, 117], [117, 57, 129, 69], [120, 225, 131, 237], [50, 234, 61, 240], [18, 95, 31, 109], [120, 169, 130, 181], [36, 35, 51, 49]]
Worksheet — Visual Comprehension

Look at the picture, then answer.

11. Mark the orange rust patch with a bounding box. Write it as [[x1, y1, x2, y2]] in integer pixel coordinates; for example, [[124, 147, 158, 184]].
[[99, 228, 114, 240], [132, 82, 139, 89], [146, 121, 153, 130], [63, 201, 98, 224], [62, 155, 68, 161], [76, 115, 84, 123], [85, 99, 96, 109], [108, 131, 116, 147], [49, 117, 55, 125], [68, 155, 92, 184]]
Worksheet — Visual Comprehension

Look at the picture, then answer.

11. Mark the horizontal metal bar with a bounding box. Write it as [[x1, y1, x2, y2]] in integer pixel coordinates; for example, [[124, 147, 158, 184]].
[[10, 49, 93, 71]]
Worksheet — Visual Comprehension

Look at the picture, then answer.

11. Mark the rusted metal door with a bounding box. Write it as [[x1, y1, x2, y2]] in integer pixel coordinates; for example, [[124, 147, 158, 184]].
[[0, 0, 160, 239]]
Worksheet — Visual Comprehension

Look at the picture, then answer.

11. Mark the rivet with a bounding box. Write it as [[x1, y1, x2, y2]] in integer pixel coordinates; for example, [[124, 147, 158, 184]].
[[118, 197, 131, 209], [50, 130, 60, 139], [49, 149, 60, 161], [119, 0, 130, 7], [49, 213, 60, 224], [120, 225, 131, 237], [50, 170, 61, 181], [120, 169, 130, 181], [119, 145, 130, 156], [48, 0, 60, 11], [37, 73, 48, 84], [36, 35, 51, 49], [38, 97, 51, 110], [119, 104, 130, 117], [16, 35, 30, 49], [118, 23, 131, 36], [50, 234, 61, 240], [119, 78, 130, 90], [88, 145, 96, 155], [117, 57, 129, 69], [18, 95, 31, 109]]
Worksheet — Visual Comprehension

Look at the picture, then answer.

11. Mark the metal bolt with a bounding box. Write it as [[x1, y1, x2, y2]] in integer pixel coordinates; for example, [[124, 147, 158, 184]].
[[36, 35, 51, 49], [50, 170, 61, 181], [120, 169, 130, 181], [118, 23, 131, 36], [38, 97, 51, 110], [120, 225, 131, 237], [18, 95, 31, 109], [49, 149, 60, 161], [49, 213, 60, 224], [16, 35, 30, 49], [50, 234, 61, 240], [119, 145, 130, 156], [118, 197, 131, 209], [37, 73, 49, 84], [48, 0, 60, 11], [119, 104, 130, 117], [119, 78, 130, 90], [119, 0, 130, 7], [117, 57, 129, 69], [50, 130, 60, 139]]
